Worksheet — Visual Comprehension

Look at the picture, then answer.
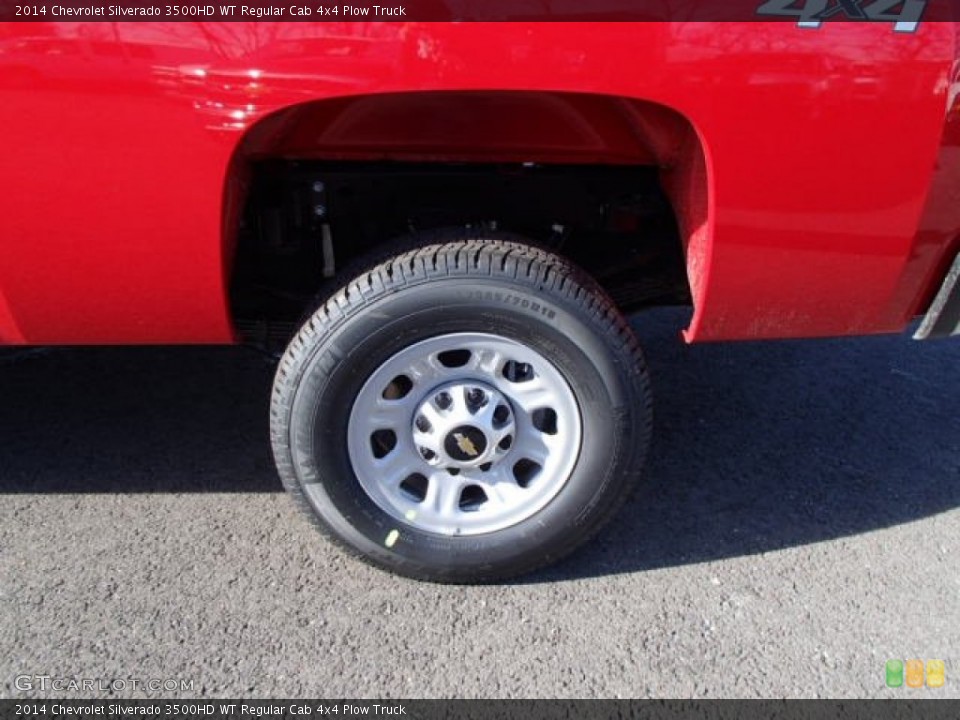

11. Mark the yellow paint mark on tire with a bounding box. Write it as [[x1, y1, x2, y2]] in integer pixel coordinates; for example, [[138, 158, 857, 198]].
[[385, 529, 400, 548]]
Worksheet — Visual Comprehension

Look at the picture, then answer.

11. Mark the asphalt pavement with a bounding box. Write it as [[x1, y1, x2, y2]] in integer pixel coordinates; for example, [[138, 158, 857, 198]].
[[1, 308, 958, 698]]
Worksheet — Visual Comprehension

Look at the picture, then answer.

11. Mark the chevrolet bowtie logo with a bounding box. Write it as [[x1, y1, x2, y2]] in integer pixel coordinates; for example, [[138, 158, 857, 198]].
[[453, 433, 480, 458]]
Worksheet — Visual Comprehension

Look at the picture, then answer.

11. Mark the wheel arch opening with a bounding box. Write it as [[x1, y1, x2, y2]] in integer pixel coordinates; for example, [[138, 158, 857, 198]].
[[221, 90, 712, 347]]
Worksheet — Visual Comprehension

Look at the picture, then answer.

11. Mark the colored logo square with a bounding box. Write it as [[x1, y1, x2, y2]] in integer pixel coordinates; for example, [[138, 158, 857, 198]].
[[927, 660, 945, 688], [886, 660, 904, 688], [906, 659, 925, 688]]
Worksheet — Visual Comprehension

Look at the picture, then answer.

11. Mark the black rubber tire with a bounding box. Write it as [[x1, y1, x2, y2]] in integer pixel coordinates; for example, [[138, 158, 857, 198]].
[[270, 232, 652, 583]]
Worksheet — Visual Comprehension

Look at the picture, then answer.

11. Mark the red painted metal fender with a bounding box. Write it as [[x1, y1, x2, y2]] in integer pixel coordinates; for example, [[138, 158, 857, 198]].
[[0, 20, 957, 344]]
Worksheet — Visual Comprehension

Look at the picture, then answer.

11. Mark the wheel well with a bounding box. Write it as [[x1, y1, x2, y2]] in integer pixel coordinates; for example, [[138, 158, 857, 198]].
[[224, 90, 706, 346]]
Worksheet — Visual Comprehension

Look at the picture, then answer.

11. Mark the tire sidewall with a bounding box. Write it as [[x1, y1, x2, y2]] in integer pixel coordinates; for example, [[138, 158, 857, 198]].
[[283, 276, 645, 579]]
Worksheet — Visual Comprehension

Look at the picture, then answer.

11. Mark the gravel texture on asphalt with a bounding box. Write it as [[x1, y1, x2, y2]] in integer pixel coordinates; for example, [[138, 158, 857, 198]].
[[1, 309, 957, 699]]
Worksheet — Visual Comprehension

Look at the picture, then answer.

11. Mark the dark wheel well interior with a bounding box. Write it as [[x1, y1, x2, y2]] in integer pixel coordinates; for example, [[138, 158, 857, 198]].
[[225, 92, 700, 348]]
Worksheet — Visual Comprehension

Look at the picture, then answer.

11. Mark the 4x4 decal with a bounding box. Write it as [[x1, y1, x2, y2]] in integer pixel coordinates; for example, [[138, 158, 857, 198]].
[[757, 0, 929, 32]]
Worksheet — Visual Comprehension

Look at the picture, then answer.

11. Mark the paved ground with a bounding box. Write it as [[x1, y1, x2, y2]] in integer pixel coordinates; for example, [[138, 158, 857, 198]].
[[0, 309, 957, 699]]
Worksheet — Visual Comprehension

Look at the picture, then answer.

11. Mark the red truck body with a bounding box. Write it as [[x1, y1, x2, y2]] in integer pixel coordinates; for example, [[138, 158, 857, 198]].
[[0, 19, 958, 345]]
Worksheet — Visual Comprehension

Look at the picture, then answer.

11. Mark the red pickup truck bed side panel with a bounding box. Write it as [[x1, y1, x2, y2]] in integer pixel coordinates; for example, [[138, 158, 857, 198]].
[[0, 22, 956, 344]]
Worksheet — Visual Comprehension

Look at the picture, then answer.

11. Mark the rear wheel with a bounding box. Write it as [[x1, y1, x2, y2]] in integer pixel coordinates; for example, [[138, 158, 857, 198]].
[[270, 234, 652, 582]]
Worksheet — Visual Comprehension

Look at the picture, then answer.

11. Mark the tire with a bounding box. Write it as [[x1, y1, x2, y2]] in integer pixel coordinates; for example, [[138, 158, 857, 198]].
[[270, 232, 652, 583]]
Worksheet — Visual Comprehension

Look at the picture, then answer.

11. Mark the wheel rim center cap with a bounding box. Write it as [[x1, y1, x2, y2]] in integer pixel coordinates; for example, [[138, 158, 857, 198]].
[[412, 380, 515, 470], [444, 425, 488, 463]]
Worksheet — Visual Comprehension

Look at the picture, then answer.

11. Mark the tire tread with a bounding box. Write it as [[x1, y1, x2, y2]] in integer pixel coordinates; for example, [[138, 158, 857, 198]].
[[270, 230, 651, 583]]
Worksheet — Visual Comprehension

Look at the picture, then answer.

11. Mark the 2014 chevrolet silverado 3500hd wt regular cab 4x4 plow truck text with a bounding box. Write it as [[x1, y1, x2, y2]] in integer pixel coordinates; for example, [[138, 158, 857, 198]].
[[0, 4, 958, 581]]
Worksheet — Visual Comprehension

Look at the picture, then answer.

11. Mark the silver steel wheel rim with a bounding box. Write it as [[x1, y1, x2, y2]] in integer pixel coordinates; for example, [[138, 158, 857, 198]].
[[347, 333, 583, 536]]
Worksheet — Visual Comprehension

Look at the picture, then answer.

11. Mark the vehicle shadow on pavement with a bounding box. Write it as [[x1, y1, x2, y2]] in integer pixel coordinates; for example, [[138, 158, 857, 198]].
[[0, 309, 957, 579], [530, 308, 960, 581], [0, 346, 281, 494]]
